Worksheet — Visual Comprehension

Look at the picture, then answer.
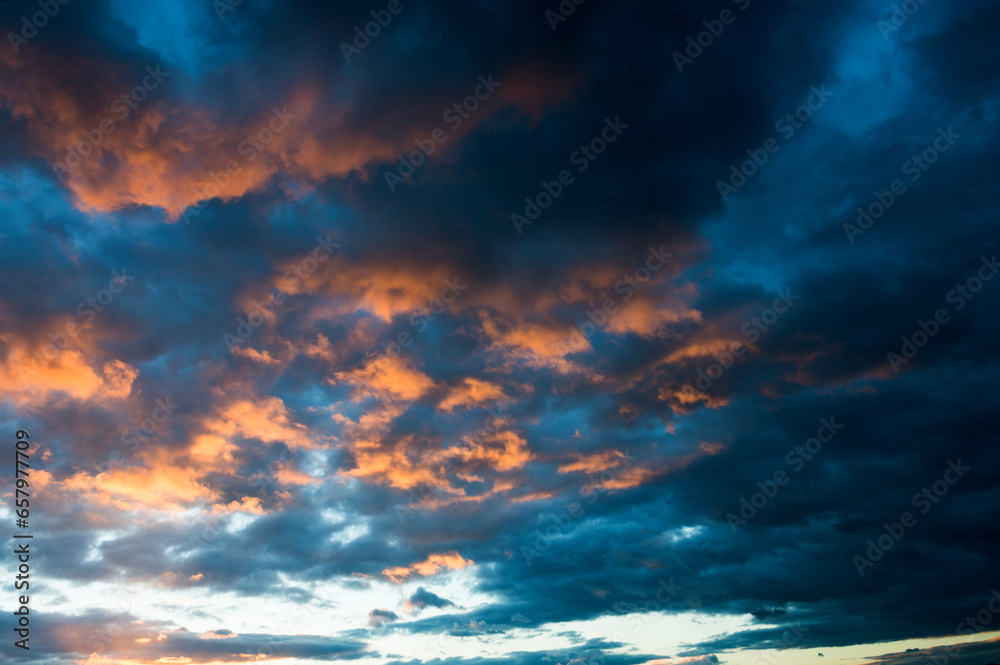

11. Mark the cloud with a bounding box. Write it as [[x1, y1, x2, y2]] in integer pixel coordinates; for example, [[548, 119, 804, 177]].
[[383, 551, 474, 583], [368, 608, 399, 627], [1, 0, 999, 663], [405, 587, 456, 612], [438, 378, 506, 412]]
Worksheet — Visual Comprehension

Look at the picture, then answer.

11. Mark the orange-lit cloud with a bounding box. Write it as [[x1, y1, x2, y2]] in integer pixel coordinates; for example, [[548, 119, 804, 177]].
[[2, 44, 581, 221], [49, 392, 315, 514], [335, 354, 435, 401], [582, 442, 725, 493], [62, 461, 217, 512], [438, 377, 505, 412], [558, 449, 631, 474], [206, 396, 317, 450], [453, 430, 531, 472], [0, 334, 138, 408], [479, 313, 582, 373], [382, 551, 474, 583]]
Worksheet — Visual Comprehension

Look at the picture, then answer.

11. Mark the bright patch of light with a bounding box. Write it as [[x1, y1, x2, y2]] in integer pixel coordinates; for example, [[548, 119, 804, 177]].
[[666, 525, 705, 543]]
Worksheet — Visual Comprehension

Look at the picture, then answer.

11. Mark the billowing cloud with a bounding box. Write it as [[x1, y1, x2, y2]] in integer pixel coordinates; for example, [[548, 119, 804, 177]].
[[1, 1, 999, 664]]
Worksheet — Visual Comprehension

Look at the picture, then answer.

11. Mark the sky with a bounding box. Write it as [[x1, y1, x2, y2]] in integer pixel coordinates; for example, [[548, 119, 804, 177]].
[[1, 0, 999, 664]]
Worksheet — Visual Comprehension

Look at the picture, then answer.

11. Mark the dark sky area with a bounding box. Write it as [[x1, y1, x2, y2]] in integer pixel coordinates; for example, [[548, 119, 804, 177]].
[[1, 1, 999, 663]]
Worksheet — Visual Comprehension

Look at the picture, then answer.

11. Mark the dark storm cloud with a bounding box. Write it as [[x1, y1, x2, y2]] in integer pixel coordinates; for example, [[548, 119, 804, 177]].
[[370, 608, 400, 626], [860, 638, 1000, 665], [409, 587, 456, 610], [1, 0, 999, 662]]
